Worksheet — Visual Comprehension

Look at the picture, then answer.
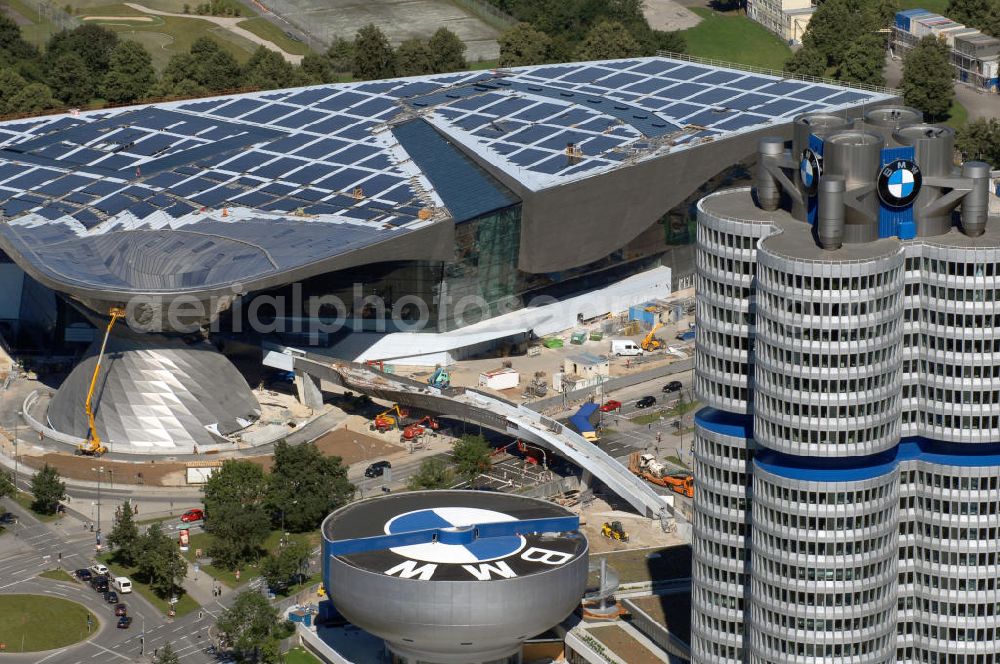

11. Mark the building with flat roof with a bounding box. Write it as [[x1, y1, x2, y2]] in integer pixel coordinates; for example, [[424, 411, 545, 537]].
[[691, 106, 1000, 663], [0, 56, 894, 452], [747, 0, 816, 43]]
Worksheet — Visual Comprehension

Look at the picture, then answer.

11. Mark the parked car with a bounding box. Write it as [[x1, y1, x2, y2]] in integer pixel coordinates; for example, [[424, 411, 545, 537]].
[[599, 400, 622, 412], [0, 512, 16, 524], [365, 460, 392, 478], [75, 569, 92, 582], [662, 381, 683, 393], [636, 396, 657, 409], [117, 616, 132, 629], [89, 563, 109, 576], [180, 508, 204, 523], [104, 591, 119, 604], [114, 603, 127, 617]]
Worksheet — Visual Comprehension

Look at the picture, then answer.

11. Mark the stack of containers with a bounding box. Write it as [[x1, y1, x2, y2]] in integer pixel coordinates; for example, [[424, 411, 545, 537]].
[[893, 8, 1000, 92]]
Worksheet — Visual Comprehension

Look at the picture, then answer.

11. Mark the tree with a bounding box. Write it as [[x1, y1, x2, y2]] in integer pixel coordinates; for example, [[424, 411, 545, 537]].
[[242, 46, 296, 90], [784, 46, 827, 78], [801, 0, 878, 68], [0, 14, 40, 64], [576, 20, 642, 60], [0, 470, 13, 500], [190, 37, 242, 92], [103, 40, 156, 104], [395, 38, 435, 77], [428, 27, 467, 73], [407, 457, 454, 490], [901, 35, 955, 121], [353, 24, 395, 80], [9, 82, 56, 114], [956, 118, 1000, 165], [108, 501, 141, 566], [136, 523, 188, 598], [299, 52, 334, 84], [45, 25, 119, 90], [946, 0, 999, 36], [0, 67, 28, 115], [837, 34, 887, 87], [260, 539, 309, 592], [452, 434, 492, 482], [47, 52, 91, 106], [499, 23, 552, 67], [267, 441, 353, 533], [153, 643, 180, 664], [29, 464, 65, 515], [327, 36, 355, 72], [216, 590, 281, 662], [203, 460, 270, 569]]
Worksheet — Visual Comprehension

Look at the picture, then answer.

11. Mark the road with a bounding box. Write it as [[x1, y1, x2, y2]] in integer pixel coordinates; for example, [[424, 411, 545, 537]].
[[0, 497, 223, 664]]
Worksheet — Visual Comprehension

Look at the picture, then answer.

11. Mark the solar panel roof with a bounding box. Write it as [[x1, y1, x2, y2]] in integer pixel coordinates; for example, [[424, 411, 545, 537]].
[[0, 56, 893, 294]]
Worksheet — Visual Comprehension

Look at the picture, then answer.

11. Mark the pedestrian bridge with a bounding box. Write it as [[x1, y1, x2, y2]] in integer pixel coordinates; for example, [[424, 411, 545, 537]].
[[287, 352, 680, 531]]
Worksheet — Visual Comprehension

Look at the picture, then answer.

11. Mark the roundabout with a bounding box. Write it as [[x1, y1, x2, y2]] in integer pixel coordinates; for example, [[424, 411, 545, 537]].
[[0, 594, 99, 653]]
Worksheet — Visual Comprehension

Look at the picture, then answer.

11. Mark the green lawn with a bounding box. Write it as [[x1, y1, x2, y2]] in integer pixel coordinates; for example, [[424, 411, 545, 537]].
[[97, 553, 199, 617], [944, 100, 968, 129], [680, 7, 793, 71], [182, 529, 320, 588], [0, 594, 98, 652], [237, 17, 312, 56], [3, 0, 60, 47], [11, 491, 63, 523], [632, 411, 666, 426], [285, 647, 324, 664], [898, 0, 949, 13], [38, 568, 75, 583]]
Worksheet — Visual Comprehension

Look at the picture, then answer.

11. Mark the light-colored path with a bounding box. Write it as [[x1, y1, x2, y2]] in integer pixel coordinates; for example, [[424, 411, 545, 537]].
[[82, 15, 155, 21], [643, 0, 702, 32], [123, 2, 304, 64]]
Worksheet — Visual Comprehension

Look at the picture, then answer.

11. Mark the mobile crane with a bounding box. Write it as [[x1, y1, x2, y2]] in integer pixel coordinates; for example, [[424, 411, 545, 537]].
[[640, 322, 665, 352], [78, 307, 126, 456]]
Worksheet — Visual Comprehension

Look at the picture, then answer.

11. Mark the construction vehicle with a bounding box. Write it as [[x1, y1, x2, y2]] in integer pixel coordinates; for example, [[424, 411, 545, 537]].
[[628, 452, 694, 498], [401, 416, 440, 442], [370, 405, 408, 433], [641, 322, 665, 352], [78, 307, 126, 456], [428, 367, 450, 389], [601, 521, 629, 542]]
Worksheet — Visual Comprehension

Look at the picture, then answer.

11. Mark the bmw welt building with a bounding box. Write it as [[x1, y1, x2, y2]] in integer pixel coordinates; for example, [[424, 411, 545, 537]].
[[692, 106, 1000, 664], [0, 57, 892, 450]]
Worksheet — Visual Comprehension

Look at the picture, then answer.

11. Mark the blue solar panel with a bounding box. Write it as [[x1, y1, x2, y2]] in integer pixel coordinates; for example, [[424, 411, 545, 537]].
[[283, 164, 329, 185], [727, 75, 772, 90], [631, 60, 679, 76], [596, 72, 644, 89], [508, 148, 547, 167], [254, 157, 307, 179], [688, 88, 741, 106], [316, 168, 368, 191], [230, 190, 272, 206], [243, 103, 297, 124], [294, 138, 350, 160], [282, 88, 337, 106], [314, 91, 368, 112], [304, 115, 356, 134], [7, 169, 58, 189], [823, 90, 869, 105], [94, 193, 133, 215], [356, 173, 401, 197], [336, 124, 372, 140], [712, 113, 769, 131], [274, 109, 326, 129], [661, 102, 701, 120], [1, 198, 37, 215], [378, 184, 413, 204], [787, 85, 835, 102], [213, 98, 266, 118], [751, 98, 803, 116]]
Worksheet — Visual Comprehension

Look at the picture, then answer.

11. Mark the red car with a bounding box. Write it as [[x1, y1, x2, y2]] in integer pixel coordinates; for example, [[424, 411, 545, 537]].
[[600, 400, 622, 412], [180, 509, 204, 523]]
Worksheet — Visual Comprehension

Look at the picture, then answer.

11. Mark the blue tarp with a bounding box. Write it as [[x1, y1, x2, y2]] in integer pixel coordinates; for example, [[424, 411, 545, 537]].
[[569, 402, 600, 434]]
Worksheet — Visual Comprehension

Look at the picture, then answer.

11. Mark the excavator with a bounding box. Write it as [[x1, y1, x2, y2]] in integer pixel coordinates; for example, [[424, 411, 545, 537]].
[[428, 367, 451, 389], [370, 405, 409, 433], [78, 307, 126, 456], [628, 452, 694, 498], [641, 322, 665, 352], [601, 520, 629, 542]]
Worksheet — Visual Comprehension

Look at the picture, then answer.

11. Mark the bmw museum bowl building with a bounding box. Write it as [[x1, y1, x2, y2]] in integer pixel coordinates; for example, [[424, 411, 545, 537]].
[[320, 491, 588, 664], [691, 105, 1000, 664], [0, 56, 894, 452]]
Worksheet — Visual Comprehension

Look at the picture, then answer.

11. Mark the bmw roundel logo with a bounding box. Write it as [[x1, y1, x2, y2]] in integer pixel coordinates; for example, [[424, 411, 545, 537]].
[[878, 159, 922, 208], [799, 148, 821, 195], [385, 507, 525, 564]]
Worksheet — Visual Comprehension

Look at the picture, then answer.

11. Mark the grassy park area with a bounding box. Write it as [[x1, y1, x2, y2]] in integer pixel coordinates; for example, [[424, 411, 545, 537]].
[[182, 529, 321, 588], [237, 17, 311, 56], [285, 647, 324, 664], [0, 594, 98, 652], [680, 7, 792, 71]]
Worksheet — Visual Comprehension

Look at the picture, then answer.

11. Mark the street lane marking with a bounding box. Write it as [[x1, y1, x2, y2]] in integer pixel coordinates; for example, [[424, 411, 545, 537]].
[[34, 647, 67, 663], [87, 642, 133, 661]]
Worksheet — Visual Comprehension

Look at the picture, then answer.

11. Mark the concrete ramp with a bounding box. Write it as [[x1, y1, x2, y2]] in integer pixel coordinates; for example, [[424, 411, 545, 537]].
[[292, 353, 677, 528]]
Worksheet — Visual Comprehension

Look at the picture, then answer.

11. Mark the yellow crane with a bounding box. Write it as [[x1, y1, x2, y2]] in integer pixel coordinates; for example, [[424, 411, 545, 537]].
[[78, 307, 126, 457], [641, 321, 665, 352]]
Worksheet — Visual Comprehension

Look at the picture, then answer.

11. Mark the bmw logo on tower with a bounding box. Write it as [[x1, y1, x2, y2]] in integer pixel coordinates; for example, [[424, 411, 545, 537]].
[[799, 148, 821, 196], [878, 158, 922, 208]]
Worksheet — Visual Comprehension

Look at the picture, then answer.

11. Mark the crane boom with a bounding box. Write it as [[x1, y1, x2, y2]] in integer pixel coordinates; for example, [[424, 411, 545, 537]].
[[79, 307, 125, 456]]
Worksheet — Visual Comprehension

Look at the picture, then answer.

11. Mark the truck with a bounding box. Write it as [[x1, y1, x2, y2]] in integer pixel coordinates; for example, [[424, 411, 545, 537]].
[[610, 339, 643, 356], [628, 452, 694, 498]]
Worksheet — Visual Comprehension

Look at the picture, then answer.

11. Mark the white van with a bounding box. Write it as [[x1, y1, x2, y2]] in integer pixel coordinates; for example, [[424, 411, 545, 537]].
[[610, 339, 643, 356], [112, 576, 133, 594]]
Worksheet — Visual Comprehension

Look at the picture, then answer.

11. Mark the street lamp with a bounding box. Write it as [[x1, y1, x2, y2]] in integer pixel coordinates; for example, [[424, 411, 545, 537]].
[[92, 466, 104, 538], [14, 409, 21, 492]]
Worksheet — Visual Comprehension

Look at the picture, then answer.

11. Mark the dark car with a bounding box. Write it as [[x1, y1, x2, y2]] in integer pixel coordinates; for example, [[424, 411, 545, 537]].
[[662, 381, 683, 393], [0, 512, 16, 524], [75, 569, 92, 582], [117, 616, 132, 629], [104, 591, 119, 604], [114, 603, 127, 617], [365, 460, 392, 478], [91, 576, 108, 592], [636, 396, 657, 409]]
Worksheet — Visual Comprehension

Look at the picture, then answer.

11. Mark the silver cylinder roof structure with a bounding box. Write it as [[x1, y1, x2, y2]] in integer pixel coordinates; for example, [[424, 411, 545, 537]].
[[320, 491, 588, 664]]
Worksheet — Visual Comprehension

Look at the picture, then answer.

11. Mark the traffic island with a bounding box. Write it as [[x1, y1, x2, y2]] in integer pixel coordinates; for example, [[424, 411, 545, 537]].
[[0, 594, 99, 652]]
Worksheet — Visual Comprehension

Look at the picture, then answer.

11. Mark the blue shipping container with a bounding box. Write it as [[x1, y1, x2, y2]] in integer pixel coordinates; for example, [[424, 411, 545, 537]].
[[896, 8, 932, 32]]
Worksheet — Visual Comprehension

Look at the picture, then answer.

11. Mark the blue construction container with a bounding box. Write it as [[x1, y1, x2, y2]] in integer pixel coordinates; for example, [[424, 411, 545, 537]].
[[628, 304, 658, 328], [895, 8, 932, 32]]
